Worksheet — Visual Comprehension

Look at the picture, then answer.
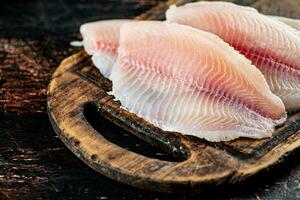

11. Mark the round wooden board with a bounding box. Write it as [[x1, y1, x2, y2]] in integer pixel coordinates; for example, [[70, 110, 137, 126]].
[[47, 51, 300, 193]]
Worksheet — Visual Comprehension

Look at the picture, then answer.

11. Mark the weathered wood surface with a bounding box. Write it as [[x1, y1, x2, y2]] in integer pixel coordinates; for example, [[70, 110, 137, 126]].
[[1, 0, 300, 199], [48, 47, 300, 193]]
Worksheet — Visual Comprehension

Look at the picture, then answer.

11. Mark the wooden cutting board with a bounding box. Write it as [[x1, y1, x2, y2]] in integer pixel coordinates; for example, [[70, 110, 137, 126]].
[[47, 0, 300, 193]]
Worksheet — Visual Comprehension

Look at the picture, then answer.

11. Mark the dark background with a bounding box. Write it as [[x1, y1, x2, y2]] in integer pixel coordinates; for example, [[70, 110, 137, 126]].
[[0, 0, 300, 199]]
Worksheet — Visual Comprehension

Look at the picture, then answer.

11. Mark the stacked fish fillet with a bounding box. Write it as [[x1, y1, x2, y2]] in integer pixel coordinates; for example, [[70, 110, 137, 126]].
[[80, 1, 300, 142]]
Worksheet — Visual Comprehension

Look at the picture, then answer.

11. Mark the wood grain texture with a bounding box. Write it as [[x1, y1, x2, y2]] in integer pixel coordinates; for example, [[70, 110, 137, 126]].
[[47, 49, 300, 192]]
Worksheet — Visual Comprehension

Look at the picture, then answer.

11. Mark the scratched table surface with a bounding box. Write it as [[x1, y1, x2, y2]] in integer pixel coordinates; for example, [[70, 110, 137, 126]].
[[0, 0, 300, 199]]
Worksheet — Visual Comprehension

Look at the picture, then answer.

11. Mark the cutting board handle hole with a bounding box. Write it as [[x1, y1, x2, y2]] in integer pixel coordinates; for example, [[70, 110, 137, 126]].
[[83, 102, 184, 162]]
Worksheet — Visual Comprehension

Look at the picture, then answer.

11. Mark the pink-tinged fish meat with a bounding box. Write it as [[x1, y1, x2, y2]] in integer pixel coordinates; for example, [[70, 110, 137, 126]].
[[166, 1, 300, 112], [80, 20, 132, 77], [110, 21, 286, 142]]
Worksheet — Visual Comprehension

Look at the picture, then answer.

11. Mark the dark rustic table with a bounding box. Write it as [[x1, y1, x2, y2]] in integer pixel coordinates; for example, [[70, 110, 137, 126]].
[[0, 0, 300, 199]]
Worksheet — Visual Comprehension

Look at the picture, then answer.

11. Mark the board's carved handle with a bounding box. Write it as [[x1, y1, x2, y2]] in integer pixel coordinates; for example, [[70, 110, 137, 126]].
[[47, 53, 237, 192], [95, 95, 191, 161]]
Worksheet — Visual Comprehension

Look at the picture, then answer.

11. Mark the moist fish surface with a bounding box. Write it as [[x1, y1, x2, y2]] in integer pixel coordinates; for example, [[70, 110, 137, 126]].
[[110, 21, 286, 142], [80, 20, 132, 78], [166, 1, 300, 112], [271, 16, 300, 31]]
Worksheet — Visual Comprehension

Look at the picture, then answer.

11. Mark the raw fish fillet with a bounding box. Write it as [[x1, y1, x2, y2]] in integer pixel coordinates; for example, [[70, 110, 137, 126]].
[[271, 16, 300, 31], [110, 21, 286, 142], [166, 1, 300, 112], [80, 20, 132, 77]]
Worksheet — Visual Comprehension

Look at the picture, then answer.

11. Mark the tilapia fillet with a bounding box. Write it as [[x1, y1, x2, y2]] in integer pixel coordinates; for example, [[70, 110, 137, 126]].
[[80, 20, 132, 77], [110, 21, 286, 142], [271, 16, 300, 31], [166, 1, 300, 112]]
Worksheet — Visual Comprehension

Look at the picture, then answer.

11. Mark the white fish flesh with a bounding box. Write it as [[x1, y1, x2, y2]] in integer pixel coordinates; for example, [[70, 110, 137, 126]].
[[110, 21, 286, 142], [80, 20, 132, 77], [166, 1, 300, 112]]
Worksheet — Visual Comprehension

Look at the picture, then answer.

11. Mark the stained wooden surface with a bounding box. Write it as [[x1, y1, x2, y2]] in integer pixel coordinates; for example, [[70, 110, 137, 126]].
[[1, 0, 300, 199], [48, 47, 300, 193]]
